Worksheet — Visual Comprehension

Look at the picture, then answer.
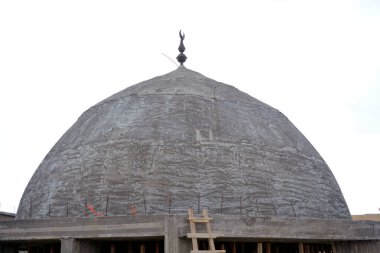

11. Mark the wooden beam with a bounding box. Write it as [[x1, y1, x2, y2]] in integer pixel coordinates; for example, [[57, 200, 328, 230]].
[[188, 209, 199, 251], [257, 243, 263, 253], [203, 209, 216, 252], [140, 243, 145, 253], [128, 242, 133, 253], [298, 243, 304, 253], [110, 244, 116, 253], [188, 217, 213, 222], [156, 241, 160, 253], [309, 244, 314, 253], [265, 242, 271, 253]]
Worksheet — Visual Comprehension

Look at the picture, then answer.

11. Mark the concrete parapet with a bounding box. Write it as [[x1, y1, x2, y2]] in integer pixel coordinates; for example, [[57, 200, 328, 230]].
[[1, 214, 380, 252]]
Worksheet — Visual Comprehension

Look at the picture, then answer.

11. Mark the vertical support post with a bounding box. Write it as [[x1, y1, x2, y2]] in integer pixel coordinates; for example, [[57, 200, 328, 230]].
[[232, 242, 237, 253], [266, 242, 271, 253], [155, 241, 160, 253], [165, 215, 178, 253], [257, 242, 263, 253], [188, 209, 198, 251], [128, 242, 133, 253], [304, 244, 310, 253], [110, 244, 116, 253], [202, 209, 216, 251], [298, 243, 304, 253], [140, 243, 145, 253], [60, 238, 80, 253]]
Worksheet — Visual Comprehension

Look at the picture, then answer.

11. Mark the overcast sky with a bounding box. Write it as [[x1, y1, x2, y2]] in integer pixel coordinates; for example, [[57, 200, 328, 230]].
[[0, 0, 379, 215]]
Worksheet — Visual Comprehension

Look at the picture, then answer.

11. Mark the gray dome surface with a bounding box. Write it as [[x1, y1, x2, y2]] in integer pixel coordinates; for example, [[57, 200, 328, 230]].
[[17, 67, 350, 219]]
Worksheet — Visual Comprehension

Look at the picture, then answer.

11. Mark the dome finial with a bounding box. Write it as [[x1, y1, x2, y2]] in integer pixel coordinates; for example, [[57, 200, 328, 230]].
[[176, 30, 187, 65]]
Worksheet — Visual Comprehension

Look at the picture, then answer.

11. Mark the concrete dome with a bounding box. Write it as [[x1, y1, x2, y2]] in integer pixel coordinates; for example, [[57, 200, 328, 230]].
[[17, 67, 350, 220]]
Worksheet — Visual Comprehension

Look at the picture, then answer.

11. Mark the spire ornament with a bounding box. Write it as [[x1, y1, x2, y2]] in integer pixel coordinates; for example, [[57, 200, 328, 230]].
[[176, 30, 187, 65]]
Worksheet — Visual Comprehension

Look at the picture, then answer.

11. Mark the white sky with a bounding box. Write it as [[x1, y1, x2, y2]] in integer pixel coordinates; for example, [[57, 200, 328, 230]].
[[0, 0, 379, 215]]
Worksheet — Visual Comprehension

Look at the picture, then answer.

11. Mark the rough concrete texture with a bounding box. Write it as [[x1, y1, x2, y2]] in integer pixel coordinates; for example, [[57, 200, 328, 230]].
[[0, 215, 165, 241], [17, 66, 350, 219], [1, 215, 380, 253], [1, 215, 380, 242]]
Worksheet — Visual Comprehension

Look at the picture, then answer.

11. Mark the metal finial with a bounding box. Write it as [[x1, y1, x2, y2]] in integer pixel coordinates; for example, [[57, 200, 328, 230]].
[[176, 30, 187, 65]]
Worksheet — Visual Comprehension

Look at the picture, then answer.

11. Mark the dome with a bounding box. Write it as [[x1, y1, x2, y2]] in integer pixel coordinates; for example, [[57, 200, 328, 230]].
[[16, 67, 350, 220]]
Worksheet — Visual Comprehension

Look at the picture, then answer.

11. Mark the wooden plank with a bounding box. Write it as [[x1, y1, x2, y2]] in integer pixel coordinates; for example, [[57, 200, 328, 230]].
[[187, 233, 222, 239], [266, 242, 271, 253], [257, 243, 263, 253], [188, 218, 213, 222], [188, 209, 199, 251], [140, 243, 145, 253], [203, 209, 216, 251], [298, 243, 304, 253]]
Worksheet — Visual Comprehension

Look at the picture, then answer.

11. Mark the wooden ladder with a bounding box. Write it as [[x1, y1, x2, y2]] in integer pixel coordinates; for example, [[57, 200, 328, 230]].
[[187, 208, 226, 253]]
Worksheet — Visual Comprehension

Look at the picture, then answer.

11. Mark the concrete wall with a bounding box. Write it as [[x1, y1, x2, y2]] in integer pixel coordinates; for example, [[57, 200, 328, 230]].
[[1, 215, 380, 253], [1, 215, 380, 241], [0, 215, 165, 241], [179, 215, 380, 241]]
